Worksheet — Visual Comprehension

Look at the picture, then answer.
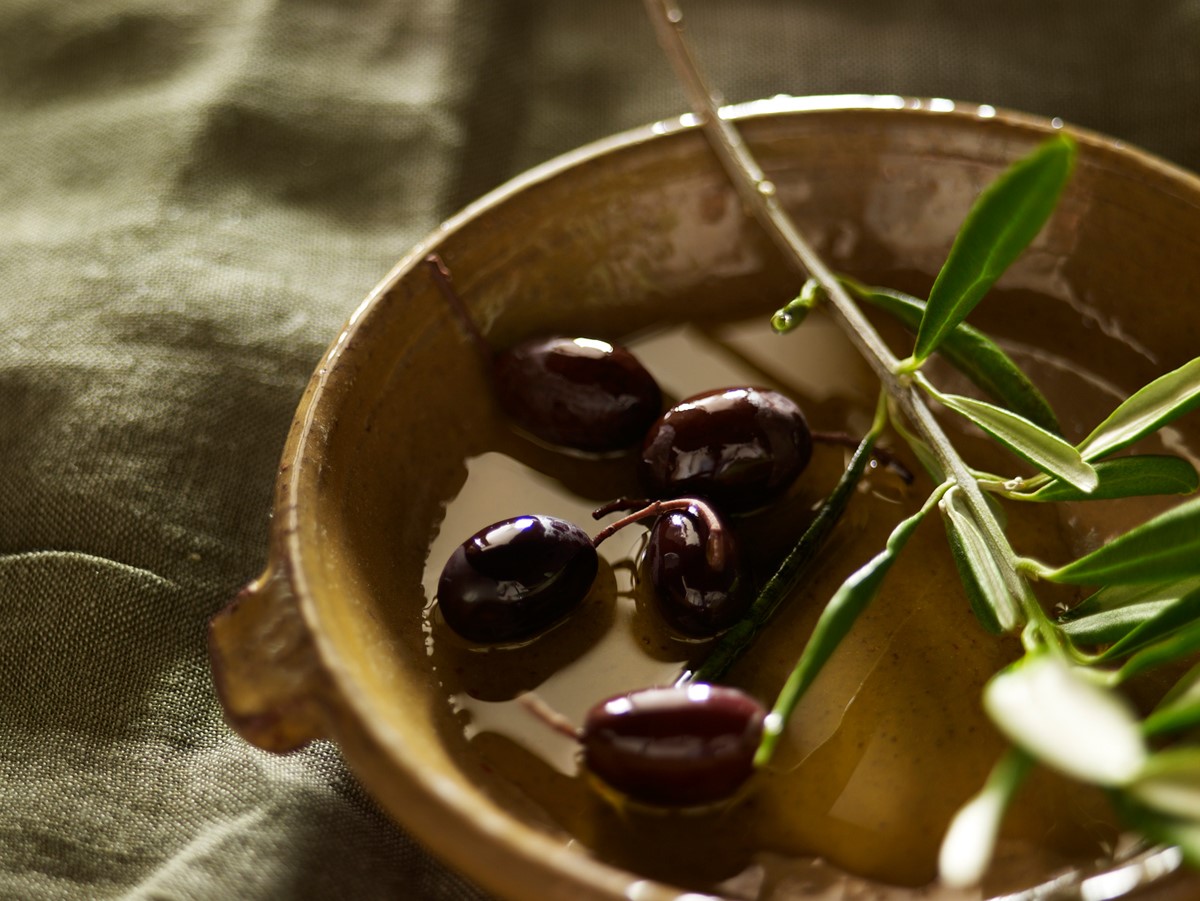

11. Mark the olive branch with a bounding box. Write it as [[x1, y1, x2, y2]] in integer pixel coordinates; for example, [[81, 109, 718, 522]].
[[645, 0, 1200, 885]]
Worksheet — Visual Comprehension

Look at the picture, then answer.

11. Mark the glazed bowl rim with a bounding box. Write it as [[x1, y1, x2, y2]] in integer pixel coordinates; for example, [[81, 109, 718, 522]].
[[273, 94, 1200, 900]]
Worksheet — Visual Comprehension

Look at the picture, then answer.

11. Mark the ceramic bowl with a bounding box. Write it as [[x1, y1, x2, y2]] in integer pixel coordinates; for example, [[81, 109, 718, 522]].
[[208, 96, 1200, 900]]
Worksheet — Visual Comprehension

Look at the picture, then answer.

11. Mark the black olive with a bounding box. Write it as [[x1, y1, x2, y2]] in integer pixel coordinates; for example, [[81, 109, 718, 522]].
[[639, 386, 813, 512], [593, 497, 748, 638], [581, 684, 766, 807], [493, 336, 662, 453], [426, 255, 662, 454], [437, 515, 598, 643], [646, 508, 748, 637]]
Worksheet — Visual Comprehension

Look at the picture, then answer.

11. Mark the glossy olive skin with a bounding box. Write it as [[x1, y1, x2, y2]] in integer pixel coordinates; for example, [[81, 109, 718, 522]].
[[437, 515, 598, 643], [493, 336, 662, 453], [647, 509, 748, 637], [582, 684, 766, 807], [639, 387, 813, 512]]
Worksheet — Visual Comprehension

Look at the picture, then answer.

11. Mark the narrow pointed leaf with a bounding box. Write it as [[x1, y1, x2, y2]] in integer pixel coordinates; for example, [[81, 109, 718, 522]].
[[1044, 495, 1200, 585], [1078, 357, 1200, 461], [984, 654, 1146, 785], [756, 486, 945, 764], [913, 135, 1076, 363], [1061, 576, 1200, 622], [927, 385, 1098, 492], [1144, 697, 1200, 738], [850, 282, 1060, 432], [938, 750, 1033, 888], [1016, 455, 1198, 502], [1117, 619, 1200, 683], [1060, 600, 1176, 647], [1130, 748, 1200, 820], [1145, 661, 1200, 736], [939, 487, 1020, 634], [1093, 586, 1200, 662], [688, 421, 882, 685]]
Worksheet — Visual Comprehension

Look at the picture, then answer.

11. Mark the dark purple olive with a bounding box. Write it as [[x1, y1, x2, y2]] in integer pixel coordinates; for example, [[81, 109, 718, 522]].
[[639, 386, 812, 512], [646, 507, 748, 637], [493, 336, 662, 453], [581, 684, 766, 807], [593, 497, 748, 638], [437, 514, 598, 643], [424, 256, 662, 454]]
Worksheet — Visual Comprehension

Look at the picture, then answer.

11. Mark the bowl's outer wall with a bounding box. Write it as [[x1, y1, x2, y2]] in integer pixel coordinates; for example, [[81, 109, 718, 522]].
[[265, 104, 1200, 901]]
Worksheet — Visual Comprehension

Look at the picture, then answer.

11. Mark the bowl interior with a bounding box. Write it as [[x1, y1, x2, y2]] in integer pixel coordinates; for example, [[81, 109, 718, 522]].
[[282, 99, 1200, 900]]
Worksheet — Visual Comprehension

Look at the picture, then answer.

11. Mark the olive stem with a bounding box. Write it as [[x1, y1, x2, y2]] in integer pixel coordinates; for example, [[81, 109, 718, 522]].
[[680, 392, 888, 686], [593, 497, 727, 571], [643, 0, 1031, 629], [591, 496, 652, 519], [518, 692, 582, 741], [424, 253, 495, 365]]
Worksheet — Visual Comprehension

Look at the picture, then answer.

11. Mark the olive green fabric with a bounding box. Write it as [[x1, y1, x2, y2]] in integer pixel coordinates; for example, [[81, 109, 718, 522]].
[[1, 1, 1196, 899]]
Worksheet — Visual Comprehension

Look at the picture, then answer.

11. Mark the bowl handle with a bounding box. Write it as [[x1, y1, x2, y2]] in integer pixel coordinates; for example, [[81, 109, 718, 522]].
[[208, 566, 328, 752]]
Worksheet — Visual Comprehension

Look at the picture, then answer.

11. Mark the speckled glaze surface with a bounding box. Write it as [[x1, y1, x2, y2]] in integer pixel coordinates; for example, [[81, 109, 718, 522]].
[[209, 97, 1200, 901]]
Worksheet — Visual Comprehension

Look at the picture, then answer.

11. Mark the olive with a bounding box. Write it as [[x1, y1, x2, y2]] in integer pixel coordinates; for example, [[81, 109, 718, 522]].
[[639, 387, 813, 512], [424, 254, 661, 453], [437, 514, 598, 644], [646, 508, 748, 636], [493, 336, 662, 453], [581, 683, 766, 807], [593, 497, 748, 638]]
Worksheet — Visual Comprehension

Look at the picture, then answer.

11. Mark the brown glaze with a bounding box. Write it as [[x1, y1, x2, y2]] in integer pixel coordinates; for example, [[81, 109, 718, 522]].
[[209, 98, 1200, 901]]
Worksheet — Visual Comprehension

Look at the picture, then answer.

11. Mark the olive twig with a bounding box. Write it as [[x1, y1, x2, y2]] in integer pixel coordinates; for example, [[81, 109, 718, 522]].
[[642, 0, 1029, 618]]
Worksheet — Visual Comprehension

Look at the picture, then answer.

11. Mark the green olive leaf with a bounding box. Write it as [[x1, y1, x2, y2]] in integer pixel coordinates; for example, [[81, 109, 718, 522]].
[[756, 484, 949, 765], [1014, 455, 1198, 502], [1117, 619, 1200, 684], [921, 379, 1098, 493], [848, 281, 1060, 433], [1060, 600, 1178, 647], [1061, 576, 1200, 622], [912, 135, 1076, 365], [939, 487, 1020, 634], [984, 654, 1147, 786], [1145, 661, 1200, 737], [938, 750, 1033, 888], [1129, 748, 1200, 821], [687, 417, 884, 685], [1078, 357, 1200, 461], [1091, 585, 1200, 662], [1043, 495, 1200, 585]]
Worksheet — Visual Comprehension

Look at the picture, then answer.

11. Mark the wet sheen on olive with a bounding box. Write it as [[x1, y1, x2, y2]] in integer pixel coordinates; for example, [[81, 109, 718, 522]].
[[639, 386, 813, 512], [493, 336, 663, 453], [437, 514, 598, 644], [646, 507, 748, 637], [581, 684, 766, 807], [593, 497, 748, 638]]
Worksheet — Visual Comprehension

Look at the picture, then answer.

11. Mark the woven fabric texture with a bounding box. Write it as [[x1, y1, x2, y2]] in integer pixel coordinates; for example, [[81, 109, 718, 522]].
[[1, 1, 1197, 898]]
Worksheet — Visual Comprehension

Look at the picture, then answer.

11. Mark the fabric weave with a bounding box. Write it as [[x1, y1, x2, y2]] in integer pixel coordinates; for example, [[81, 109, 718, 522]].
[[1, 1, 1197, 898]]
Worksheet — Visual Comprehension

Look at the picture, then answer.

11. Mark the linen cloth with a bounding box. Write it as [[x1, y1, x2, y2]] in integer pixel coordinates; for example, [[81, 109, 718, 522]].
[[1, 1, 1197, 898]]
